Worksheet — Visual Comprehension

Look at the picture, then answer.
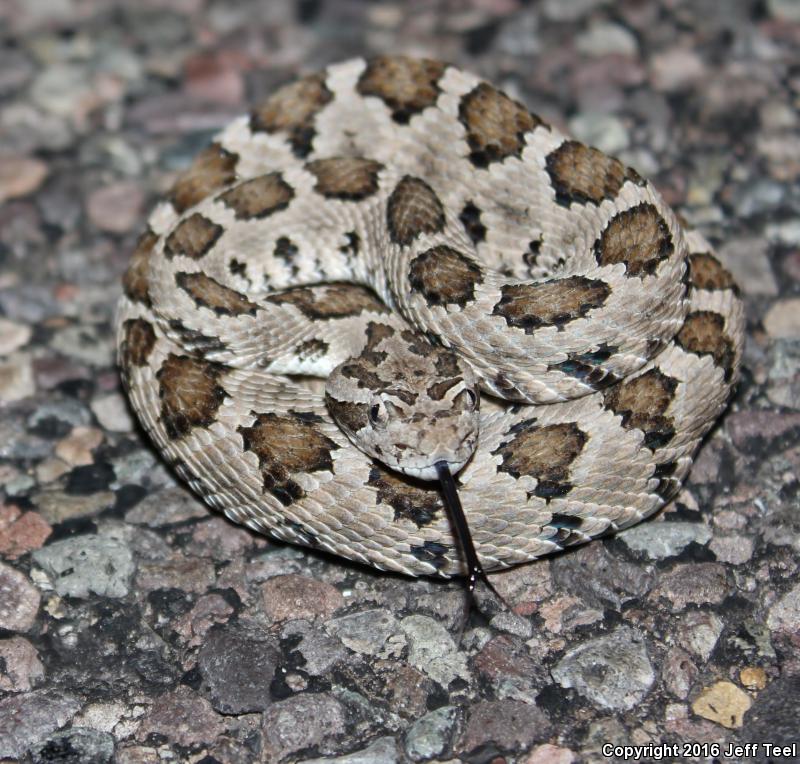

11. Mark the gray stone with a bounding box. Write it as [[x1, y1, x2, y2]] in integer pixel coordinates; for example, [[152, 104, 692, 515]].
[[575, 22, 638, 56], [31, 728, 114, 764], [551, 627, 655, 710], [457, 699, 551, 757], [282, 620, 348, 676], [302, 735, 398, 764], [32, 535, 134, 598], [619, 521, 711, 559], [0, 690, 80, 760], [404, 706, 458, 761], [399, 614, 470, 687], [198, 625, 280, 713], [568, 112, 629, 154], [261, 693, 346, 761], [125, 485, 208, 527], [326, 609, 404, 657], [0, 562, 41, 632], [767, 582, 800, 632], [719, 237, 778, 296], [0, 636, 45, 691]]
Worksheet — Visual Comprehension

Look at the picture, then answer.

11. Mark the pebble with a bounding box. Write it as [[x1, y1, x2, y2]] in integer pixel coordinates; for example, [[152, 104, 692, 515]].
[[261, 573, 344, 623], [650, 48, 705, 91], [0, 156, 48, 203], [551, 626, 655, 710], [86, 181, 145, 234], [399, 614, 470, 687], [766, 581, 800, 632], [282, 620, 349, 676], [0, 353, 35, 403], [575, 22, 638, 57], [0, 318, 32, 354], [691, 680, 751, 729], [31, 488, 115, 524], [0, 562, 41, 632], [31, 728, 115, 764], [457, 699, 552, 757], [677, 612, 724, 661], [261, 693, 346, 761], [718, 236, 778, 296], [0, 636, 45, 691], [136, 687, 224, 747], [32, 535, 135, 598], [551, 543, 653, 609], [709, 534, 755, 565], [326, 609, 404, 657], [568, 112, 629, 154], [303, 736, 398, 764], [522, 744, 578, 764], [136, 554, 215, 594], [662, 647, 698, 699], [648, 562, 730, 611], [0, 690, 80, 760], [0, 504, 51, 559], [404, 705, 458, 762], [125, 485, 208, 526], [620, 520, 711, 559], [766, 218, 800, 246], [54, 425, 104, 466], [197, 624, 280, 713], [739, 666, 768, 691], [763, 298, 800, 339], [740, 674, 800, 748], [91, 393, 134, 432]]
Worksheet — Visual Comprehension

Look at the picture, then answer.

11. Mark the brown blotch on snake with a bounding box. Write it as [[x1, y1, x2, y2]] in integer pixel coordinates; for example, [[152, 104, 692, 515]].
[[493, 275, 611, 333], [594, 202, 674, 277], [122, 229, 158, 306], [250, 72, 333, 157], [307, 157, 384, 201], [545, 140, 644, 207], [237, 411, 340, 506], [493, 420, 587, 499], [687, 252, 738, 293], [164, 212, 224, 260], [120, 318, 157, 371], [386, 176, 446, 247], [267, 284, 388, 320], [603, 368, 679, 450], [458, 83, 546, 167], [357, 56, 446, 124], [175, 271, 259, 316], [408, 245, 484, 308], [169, 143, 239, 213], [218, 173, 294, 220], [325, 396, 370, 433], [157, 354, 229, 440], [676, 311, 736, 381], [367, 464, 444, 528]]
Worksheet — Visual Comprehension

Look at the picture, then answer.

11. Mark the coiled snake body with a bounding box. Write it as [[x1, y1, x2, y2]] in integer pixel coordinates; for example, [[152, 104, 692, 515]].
[[117, 57, 744, 578]]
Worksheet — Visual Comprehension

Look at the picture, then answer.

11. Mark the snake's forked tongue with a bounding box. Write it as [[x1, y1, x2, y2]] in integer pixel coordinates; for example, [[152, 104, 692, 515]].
[[435, 461, 503, 602]]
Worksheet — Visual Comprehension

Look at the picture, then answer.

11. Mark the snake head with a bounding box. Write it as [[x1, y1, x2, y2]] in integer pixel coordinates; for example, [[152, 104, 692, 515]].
[[325, 323, 480, 481]]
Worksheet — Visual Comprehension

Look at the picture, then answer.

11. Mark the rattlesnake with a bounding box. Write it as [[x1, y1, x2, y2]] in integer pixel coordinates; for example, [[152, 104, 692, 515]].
[[116, 56, 744, 579]]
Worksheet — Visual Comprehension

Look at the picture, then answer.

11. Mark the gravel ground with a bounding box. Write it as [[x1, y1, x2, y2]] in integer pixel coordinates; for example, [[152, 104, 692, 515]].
[[1, 1, 799, 762]]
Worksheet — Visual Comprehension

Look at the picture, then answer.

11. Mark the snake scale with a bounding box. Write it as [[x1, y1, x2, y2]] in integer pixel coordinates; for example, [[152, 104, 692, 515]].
[[116, 56, 744, 579]]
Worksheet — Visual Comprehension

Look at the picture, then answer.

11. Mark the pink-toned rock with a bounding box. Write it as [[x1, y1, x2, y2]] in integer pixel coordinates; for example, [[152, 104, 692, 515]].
[[172, 593, 234, 647], [0, 504, 51, 559], [522, 744, 578, 764], [184, 51, 246, 105], [0, 562, 41, 632], [649, 563, 730, 612], [650, 48, 706, 91], [136, 554, 216, 595], [261, 574, 344, 623], [0, 636, 45, 691], [86, 181, 145, 233], [0, 156, 48, 203], [136, 687, 225, 747], [54, 426, 104, 467], [0, 319, 31, 354]]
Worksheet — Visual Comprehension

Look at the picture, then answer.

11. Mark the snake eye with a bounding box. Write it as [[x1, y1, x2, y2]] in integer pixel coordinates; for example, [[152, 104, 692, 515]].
[[369, 403, 385, 426]]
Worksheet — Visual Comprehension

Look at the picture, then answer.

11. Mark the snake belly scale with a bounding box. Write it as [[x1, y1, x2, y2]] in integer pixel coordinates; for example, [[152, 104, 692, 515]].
[[116, 56, 744, 578]]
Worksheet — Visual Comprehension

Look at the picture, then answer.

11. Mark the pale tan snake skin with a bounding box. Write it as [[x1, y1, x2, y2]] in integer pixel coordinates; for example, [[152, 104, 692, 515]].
[[116, 56, 745, 578]]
